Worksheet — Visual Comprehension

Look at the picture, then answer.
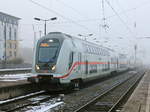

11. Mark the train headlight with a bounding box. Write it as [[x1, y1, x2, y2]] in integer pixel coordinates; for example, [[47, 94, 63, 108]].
[[51, 65, 56, 71], [36, 65, 40, 70]]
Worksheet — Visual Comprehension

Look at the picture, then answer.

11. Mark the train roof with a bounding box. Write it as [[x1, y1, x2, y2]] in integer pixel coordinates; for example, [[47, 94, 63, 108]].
[[49, 32, 115, 51]]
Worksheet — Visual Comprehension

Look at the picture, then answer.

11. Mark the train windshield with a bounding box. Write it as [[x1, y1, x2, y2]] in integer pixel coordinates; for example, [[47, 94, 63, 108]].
[[38, 39, 60, 63]]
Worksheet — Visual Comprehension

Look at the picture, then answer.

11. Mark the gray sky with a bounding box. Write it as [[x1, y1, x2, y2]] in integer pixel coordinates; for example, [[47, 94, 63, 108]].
[[0, 0, 150, 64]]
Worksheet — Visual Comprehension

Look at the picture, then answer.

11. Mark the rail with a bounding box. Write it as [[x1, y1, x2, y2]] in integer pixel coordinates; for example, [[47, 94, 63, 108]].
[[0, 91, 64, 112], [74, 71, 145, 112]]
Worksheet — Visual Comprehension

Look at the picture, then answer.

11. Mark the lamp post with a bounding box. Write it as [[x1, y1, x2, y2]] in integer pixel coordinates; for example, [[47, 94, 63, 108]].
[[134, 44, 137, 65], [4, 23, 6, 65], [34, 17, 57, 36], [78, 34, 93, 40]]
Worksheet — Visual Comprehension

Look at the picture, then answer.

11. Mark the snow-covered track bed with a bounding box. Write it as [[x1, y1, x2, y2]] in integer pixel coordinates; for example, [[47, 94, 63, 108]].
[[0, 91, 64, 112]]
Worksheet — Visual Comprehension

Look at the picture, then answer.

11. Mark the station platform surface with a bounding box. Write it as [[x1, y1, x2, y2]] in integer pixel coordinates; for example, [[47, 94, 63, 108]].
[[0, 80, 29, 88], [121, 70, 150, 112], [0, 73, 32, 88]]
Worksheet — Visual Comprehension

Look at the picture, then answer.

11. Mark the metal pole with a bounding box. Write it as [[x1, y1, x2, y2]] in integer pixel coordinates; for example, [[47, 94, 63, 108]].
[[32, 25, 36, 52], [134, 44, 137, 65], [4, 23, 6, 63], [39, 30, 42, 38], [44, 20, 46, 36]]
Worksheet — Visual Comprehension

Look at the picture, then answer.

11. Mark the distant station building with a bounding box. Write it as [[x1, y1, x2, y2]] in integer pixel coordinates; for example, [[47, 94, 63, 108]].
[[0, 12, 20, 61]]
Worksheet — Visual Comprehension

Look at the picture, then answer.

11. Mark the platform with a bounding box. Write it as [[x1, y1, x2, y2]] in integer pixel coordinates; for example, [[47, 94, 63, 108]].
[[0, 79, 39, 100], [121, 70, 150, 112], [0, 73, 34, 88], [0, 80, 29, 88]]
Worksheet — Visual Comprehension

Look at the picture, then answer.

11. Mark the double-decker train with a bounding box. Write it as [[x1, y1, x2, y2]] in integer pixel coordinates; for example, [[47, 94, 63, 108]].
[[28, 32, 129, 90]]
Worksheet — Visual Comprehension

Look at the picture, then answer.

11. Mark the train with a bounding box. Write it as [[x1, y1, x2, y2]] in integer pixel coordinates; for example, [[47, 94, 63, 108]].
[[28, 32, 129, 90]]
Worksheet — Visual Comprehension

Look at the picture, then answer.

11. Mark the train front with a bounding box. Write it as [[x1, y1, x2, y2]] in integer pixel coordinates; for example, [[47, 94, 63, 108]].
[[28, 33, 64, 88]]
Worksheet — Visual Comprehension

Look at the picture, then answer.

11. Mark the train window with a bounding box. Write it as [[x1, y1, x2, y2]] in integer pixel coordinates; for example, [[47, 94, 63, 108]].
[[87, 47, 89, 53], [89, 47, 92, 53], [101, 50, 103, 56], [96, 48, 98, 54], [104, 50, 106, 56], [91, 47, 94, 54], [38, 46, 58, 63], [86, 47, 88, 53], [100, 49, 102, 55], [71, 40, 76, 47], [91, 46, 93, 53], [85, 45, 88, 52], [98, 48, 100, 55], [95, 48, 97, 54], [69, 52, 74, 69], [38, 39, 60, 63], [97, 48, 99, 55], [92, 47, 94, 53], [93, 47, 95, 54]]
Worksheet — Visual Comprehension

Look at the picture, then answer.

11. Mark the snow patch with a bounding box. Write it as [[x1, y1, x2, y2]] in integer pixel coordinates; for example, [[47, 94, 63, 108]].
[[26, 102, 64, 112], [0, 73, 36, 81]]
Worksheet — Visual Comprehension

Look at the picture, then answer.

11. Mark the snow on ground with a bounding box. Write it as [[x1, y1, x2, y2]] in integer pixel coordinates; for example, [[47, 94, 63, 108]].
[[0, 91, 45, 103], [128, 71, 138, 74], [26, 101, 64, 112], [0, 73, 35, 81]]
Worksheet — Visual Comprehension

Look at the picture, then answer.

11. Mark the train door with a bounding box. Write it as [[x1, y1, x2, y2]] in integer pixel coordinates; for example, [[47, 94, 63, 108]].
[[85, 60, 88, 74], [117, 58, 119, 69], [68, 51, 74, 70], [78, 53, 82, 74]]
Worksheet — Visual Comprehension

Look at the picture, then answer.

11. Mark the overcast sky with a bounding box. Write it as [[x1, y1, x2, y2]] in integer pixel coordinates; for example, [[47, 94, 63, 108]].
[[0, 0, 150, 64]]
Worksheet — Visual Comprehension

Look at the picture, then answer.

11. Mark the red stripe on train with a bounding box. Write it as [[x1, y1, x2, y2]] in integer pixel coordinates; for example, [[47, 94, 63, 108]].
[[54, 61, 109, 79]]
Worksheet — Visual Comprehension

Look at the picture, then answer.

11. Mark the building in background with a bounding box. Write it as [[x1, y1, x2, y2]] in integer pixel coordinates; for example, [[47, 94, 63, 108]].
[[0, 12, 20, 61]]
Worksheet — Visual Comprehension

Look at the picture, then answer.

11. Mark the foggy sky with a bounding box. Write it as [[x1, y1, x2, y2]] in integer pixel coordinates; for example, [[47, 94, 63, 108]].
[[0, 0, 150, 64]]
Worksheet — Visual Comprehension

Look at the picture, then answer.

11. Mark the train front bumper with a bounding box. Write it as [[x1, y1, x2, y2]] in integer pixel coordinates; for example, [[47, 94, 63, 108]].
[[27, 75, 60, 84], [27, 74, 71, 91]]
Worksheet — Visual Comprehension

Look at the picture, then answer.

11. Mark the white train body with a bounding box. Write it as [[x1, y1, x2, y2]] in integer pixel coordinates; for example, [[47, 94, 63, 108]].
[[29, 32, 129, 89]]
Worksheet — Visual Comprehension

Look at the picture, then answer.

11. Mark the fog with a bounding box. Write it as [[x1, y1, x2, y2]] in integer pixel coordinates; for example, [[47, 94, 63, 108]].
[[0, 0, 150, 65]]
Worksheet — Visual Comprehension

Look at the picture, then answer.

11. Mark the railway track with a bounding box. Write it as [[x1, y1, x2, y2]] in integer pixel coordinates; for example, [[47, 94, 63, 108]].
[[0, 91, 64, 112], [0, 70, 144, 112], [74, 71, 144, 112]]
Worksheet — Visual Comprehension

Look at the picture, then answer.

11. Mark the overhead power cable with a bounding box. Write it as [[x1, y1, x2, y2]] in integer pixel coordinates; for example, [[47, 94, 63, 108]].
[[22, 0, 150, 26], [29, 0, 94, 33], [55, 0, 90, 20], [101, 0, 109, 32], [105, 0, 134, 36], [32, 1, 149, 25], [116, 0, 131, 21], [26, 0, 150, 31]]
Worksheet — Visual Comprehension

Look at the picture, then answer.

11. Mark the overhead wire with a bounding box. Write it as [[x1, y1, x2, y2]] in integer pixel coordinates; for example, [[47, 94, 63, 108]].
[[115, 0, 136, 41], [101, 0, 109, 32], [31, 1, 150, 25], [26, 0, 150, 24], [116, 0, 132, 22], [29, 0, 95, 34], [104, 0, 135, 37], [22, 0, 150, 26], [55, 0, 90, 20]]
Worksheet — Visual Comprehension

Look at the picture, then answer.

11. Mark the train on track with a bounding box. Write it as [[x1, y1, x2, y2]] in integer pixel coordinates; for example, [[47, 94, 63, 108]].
[[28, 32, 130, 90]]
